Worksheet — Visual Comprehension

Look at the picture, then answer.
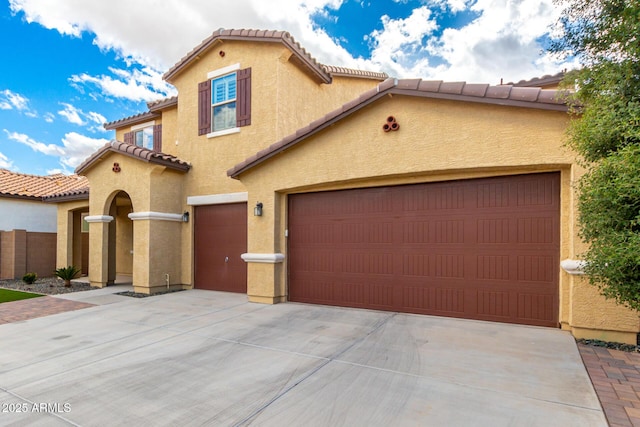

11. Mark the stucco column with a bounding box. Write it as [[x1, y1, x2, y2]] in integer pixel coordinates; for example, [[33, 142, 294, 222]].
[[129, 211, 184, 294], [86, 215, 113, 288], [244, 194, 286, 304]]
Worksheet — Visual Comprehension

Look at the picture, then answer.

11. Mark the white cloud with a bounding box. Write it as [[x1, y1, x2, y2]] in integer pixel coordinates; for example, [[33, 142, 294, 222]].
[[70, 67, 176, 102], [58, 103, 85, 125], [57, 103, 109, 131], [9, 0, 572, 85], [44, 112, 55, 123], [0, 151, 14, 170], [0, 89, 30, 110], [59, 132, 109, 169], [365, 6, 439, 77], [4, 129, 108, 170], [5, 130, 65, 156]]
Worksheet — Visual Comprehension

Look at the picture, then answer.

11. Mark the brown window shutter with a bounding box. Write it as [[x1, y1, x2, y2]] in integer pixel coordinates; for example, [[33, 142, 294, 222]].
[[198, 80, 211, 135], [124, 131, 133, 144], [153, 124, 162, 152], [236, 68, 251, 127]]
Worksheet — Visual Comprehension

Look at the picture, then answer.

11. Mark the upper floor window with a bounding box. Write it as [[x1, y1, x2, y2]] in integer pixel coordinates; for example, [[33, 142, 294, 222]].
[[212, 72, 237, 132], [134, 126, 154, 150], [123, 121, 162, 152], [198, 65, 251, 137]]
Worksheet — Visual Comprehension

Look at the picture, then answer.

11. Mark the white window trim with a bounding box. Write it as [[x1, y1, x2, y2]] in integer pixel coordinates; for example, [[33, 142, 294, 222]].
[[207, 127, 240, 139], [207, 63, 240, 80], [187, 192, 248, 206], [131, 120, 155, 131]]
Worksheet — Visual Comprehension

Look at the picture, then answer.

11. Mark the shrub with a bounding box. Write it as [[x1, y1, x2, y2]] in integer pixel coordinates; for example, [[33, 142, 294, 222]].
[[22, 272, 37, 284], [54, 266, 81, 287]]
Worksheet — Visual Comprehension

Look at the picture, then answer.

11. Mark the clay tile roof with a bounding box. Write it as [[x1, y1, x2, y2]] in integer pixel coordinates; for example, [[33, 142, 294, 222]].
[[75, 141, 191, 175], [227, 78, 572, 178], [0, 169, 88, 200], [322, 65, 388, 81], [164, 28, 332, 84], [43, 187, 90, 202], [104, 111, 159, 130], [147, 96, 178, 112], [510, 72, 566, 88]]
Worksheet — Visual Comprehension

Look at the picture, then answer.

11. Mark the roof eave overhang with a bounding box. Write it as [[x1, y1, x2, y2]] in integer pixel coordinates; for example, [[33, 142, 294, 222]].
[[104, 112, 160, 131], [0, 193, 43, 201], [43, 192, 90, 203]]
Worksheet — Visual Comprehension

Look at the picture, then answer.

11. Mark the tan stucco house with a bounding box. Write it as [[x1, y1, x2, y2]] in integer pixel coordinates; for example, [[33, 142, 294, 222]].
[[49, 29, 640, 344]]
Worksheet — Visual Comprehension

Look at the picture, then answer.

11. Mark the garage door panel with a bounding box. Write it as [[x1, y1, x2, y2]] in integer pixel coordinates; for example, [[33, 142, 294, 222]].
[[289, 173, 560, 327], [194, 203, 247, 293]]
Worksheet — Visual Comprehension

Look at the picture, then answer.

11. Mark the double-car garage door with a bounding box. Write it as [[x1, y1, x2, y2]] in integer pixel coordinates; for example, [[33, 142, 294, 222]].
[[288, 173, 560, 327]]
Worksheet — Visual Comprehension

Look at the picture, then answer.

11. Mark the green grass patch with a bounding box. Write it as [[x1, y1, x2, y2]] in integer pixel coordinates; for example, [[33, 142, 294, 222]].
[[0, 288, 45, 303]]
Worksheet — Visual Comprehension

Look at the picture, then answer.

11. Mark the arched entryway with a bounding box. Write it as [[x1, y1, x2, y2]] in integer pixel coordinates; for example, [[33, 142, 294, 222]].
[[106, 191, 134, 285]]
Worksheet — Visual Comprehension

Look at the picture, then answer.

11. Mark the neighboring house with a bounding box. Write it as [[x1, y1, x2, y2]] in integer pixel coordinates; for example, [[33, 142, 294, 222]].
[[0, 169, 88, 279], [48, 29, 639, 344]]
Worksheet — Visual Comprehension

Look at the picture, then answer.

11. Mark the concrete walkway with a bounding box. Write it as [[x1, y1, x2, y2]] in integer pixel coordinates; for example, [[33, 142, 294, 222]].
[[0, 288, 606, 426]]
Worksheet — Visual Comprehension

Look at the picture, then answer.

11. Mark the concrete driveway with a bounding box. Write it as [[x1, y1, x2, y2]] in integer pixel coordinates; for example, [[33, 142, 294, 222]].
[[0, 288, 606, 426]]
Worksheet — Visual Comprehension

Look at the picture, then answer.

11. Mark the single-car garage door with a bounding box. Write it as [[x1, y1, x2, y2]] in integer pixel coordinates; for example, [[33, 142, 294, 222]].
[[194, 203, 247, 293], [288, 173, 560, 327]]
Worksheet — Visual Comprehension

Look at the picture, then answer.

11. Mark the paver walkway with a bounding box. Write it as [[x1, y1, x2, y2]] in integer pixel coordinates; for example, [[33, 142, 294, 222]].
[[579, 344, 640, 426], [0, 296, 94, 324]]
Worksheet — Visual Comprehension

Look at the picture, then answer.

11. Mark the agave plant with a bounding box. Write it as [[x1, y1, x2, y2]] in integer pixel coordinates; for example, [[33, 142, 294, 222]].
[[54, 266, 81, 287]]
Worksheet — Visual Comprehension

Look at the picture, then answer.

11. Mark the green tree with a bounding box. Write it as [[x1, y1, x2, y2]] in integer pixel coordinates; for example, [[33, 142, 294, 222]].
[[550, 0, 640, 310]]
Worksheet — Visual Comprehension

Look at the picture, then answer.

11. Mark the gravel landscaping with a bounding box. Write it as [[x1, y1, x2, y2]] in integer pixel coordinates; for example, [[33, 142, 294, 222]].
[[0, 277, 96, 295], [577, 338, 639, 352]]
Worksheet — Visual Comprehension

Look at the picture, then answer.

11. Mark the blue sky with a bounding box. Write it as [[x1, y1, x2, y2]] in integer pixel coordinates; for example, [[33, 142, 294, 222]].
[[0, 0, 572, 176]]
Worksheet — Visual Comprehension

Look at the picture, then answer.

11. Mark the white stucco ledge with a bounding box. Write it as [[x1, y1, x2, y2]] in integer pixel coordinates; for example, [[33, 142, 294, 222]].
[[241, 253, 285, 264], [128, 212, 183, 222], [561, 259, 587, 275], [84, 215, 114, 223], [187, 192, 248, 206]]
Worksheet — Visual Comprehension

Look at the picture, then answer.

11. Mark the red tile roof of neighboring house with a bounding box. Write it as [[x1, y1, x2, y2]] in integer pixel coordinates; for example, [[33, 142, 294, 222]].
[[75, 141, 191, 175], [42, 187, 90, 202], [0, 169, 88, 200], [228, 77, 572, 178], [163, 28, 387, 84]]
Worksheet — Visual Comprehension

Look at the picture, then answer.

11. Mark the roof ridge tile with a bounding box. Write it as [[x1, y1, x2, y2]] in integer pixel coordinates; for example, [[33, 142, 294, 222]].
[[75, 141, 191, 175]]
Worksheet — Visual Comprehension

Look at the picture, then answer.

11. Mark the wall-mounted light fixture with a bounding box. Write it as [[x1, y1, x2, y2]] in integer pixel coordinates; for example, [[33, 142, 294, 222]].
[[182, 211, 190, 223], [254, 202, 263, 217]]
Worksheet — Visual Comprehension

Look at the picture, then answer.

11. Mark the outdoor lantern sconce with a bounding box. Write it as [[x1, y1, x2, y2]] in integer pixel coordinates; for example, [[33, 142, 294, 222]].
[[254, 202, 263, 217], [182, 211, 190, 223]]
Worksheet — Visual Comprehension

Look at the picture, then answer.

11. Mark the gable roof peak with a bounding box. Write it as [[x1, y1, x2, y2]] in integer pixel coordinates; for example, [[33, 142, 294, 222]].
[[163, 28, 386, 84], [75, 140, 191, 175], [163, 28, 332, 84]]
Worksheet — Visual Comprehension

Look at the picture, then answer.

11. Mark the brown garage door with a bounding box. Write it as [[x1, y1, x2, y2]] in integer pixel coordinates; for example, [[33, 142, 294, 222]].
[[288, 173, 560, 327], [194, 203, 247, 293]]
